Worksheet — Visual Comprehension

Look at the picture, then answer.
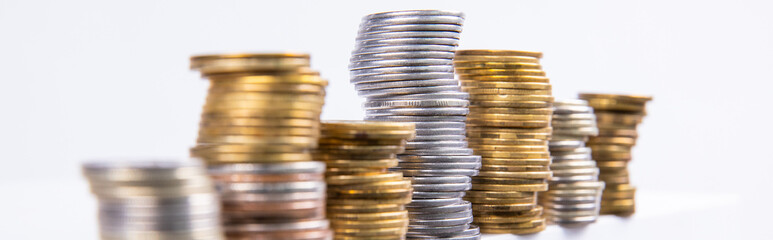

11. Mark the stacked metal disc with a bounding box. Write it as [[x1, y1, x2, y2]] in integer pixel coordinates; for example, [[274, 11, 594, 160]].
[[82, 160, 224, 240], [188, 53, 331, 239], [315, 121, 416, 240], [455, 50, 554, 235], [578, 93, 652, 216], [539, 99, 605, 226], [349, 10, 482, 239]]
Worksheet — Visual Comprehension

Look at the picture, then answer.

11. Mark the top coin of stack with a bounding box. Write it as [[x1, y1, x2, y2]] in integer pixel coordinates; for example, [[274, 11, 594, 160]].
[[82, 160, 224, 240], [350, 10, 482, 240], [455, 49, 554, 235], [316, 120, 416, 240], [189, 53, 330, 238], [540, 99, 605, 227], [578, 93, 652, 216]]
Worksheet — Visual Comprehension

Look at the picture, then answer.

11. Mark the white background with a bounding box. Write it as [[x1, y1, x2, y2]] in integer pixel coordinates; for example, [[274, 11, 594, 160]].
[[1, 0, 771, 239]]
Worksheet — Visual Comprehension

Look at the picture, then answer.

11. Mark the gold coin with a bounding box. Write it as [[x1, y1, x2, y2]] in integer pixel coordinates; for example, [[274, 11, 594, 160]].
[[592, 152, 633, 161], [208, 81, 326, 93], [595, 112, 645, 125], [582, 98, 647, 112], [474, 205, 543, 217], [469, 144, 549, 152], [472, 202, 536, 212], [480, 223, 546, 235], [326, 168, 386, 175], [465, 196, 536, 205], [329, 180, 412, 191], [194, 152, 313, 163], [461, 75, 550, 83], [203, 100, 324, 111], [190, 53, 311, 74], [454, 61, 542, 71], [324, 159, 399, 169], [202, 109, 321, 119], [468, 112, 552, 121], [467, 126, 552, 134], [453, 55, 540, 63], [317, 145, 405, 155], [468, 138, 547, 146], [315, 153, 396, 161], [467, 119, 550, 128], [462, 81, 551, 90], [456, 49, 543, 58], [476, 170, 552, 179], [466, 190, 535, 199], [328, 188, 412, 199], [475, 151, 551, 159], [595, 160, 628, 170], [466, 131, 551, 141], [471, 100, 552, 108], [198, 126, 318, 137], [474, 214, 541, 224], [470, 94, 553, 102], [196, 135, 317, 146], [579, 93, 653, 103], [471, 183, 548, 192], [206, 72, 328, 86], [464, 88, 551, 96], [318, 138, 406, 146], [328, 210, 408, 221], [331, 218, 408, 229], [191, 143, 308, 154], [588, 136, 636, 146], [206, 91, 325, 101], [457, 69, 546, 76], [327, 195, 412, 206], [327, 204, 404, 214], [333, 235, 405, 240], [597, 127, 638, 138], [481, 158, 552, 166], [200, 118, 319, 128], [478, 165, 550, 172], [588, 144, 632, 153], [326, 172, 404, 185], [332, 226, 407, 237]]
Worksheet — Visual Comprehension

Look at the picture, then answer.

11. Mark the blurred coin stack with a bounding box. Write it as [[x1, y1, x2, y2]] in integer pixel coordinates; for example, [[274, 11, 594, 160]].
[[189, 53, 331, 239], [455, 50, 554, 234], [349, 10, 482, 239], [315, 121, 416, 240], [578, 93, 652, 216], [82, 161, 224, 240], [539, 99, 605, 226]]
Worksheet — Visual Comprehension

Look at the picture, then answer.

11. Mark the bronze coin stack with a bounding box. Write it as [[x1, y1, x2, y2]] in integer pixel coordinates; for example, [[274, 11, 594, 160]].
[[189, 53, 331, 239], [455, 50, 554, 234], [315, 121, 416, 240], [578, 93, 652, 216]]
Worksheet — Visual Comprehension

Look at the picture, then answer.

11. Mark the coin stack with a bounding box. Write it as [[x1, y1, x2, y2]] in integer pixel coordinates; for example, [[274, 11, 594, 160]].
[[82, 160, 224, 240], [188, 53, 331, 239], [349, 10, 482, 239], [539, 99, 605, 226], [315, 121, 416, 240], [455, 49, 554, 234], [578, 93, 652, 216]]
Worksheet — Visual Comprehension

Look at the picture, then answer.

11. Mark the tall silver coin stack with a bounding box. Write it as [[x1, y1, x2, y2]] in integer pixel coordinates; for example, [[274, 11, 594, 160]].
[[82, 160, 224, 240], [349, 10, 482, 240], [539, 99, 605, 226]]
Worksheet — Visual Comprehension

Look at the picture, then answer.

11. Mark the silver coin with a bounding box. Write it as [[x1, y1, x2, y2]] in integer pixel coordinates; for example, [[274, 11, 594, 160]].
[[408, 197, 463, 208], [411, 183, 472, 192], [99, 217, 220, 232], [355, 79, 458, 91], [409, 176, 470, 184], [224, 219, 329, 232], [550, 160, 597, 170], [356, 38, 459, 48], [549, 203, 599, 211], [410, 209, 472, 220], [398, 168, 478, 177], [413, 191, 466, 199], [410, 216, 473, 227], [551, 153, 592, 161], [553, 128, 600, 136], [398, 162, 480, 170], [354, 44, 458, 54], [551, 135, 588, 142], [366, 107, 469, 116], [357, 31, 461, 40], [351, 71, 454, 83], [553, 99, 589, 106], [364, 10, 465, 20], [551, 147, 592, 156], [549, 140, 586, 150], [369, 91, 469, 100], [415, 128, 467, 136], [365, 99, 469, 109], [552, 113, 597, 121], [406, 140, 468, 149], [368, 115, 467, 122], [359, 85, 461, 98], [547, 195, 600, 203], [360, 15, 464, 27], [99, 228, 223, 240], [412, 134, 467, 141], [351, 51, 456, 62], [350, 58, 454, 70], [552, 168, 599, 176], [550, 175, 599, 182], [361, 23, 463, 34], [409, 201, 471, 214], [351, 65, 454, 77], [399, 155, 480, 163], [401, 147, 473, 156], [207, 162, 325, 175], [215, 181, 324, 194], [82, 160, 207, 183], [551, 215, 598, 227], [553, 105, 594, 114], [407, 224, 470, 235]]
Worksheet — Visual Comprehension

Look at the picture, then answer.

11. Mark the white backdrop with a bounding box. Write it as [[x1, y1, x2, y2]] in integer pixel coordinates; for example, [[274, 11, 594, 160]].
[[0, 0, 771, 238]]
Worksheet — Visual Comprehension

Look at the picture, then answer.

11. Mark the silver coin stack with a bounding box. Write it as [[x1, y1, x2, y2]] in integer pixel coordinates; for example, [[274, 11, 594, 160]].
[[82, 160, 224, 240], [207, 162, 332, 240], [540, 99, 606, 226], [349, 10, 481, 239]]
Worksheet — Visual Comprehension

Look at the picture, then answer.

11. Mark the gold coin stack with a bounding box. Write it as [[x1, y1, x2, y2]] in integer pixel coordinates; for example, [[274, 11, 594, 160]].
[[455, 50, 554, 234], [189, 53, 331, 239], [578, 93, 652, 216], [315, 121, 415, 240]]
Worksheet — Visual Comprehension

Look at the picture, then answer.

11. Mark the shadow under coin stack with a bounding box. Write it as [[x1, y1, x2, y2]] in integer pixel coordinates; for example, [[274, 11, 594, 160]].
[[315, 121, 416, 240], [455, 50, 554, 235], [82, 161, 224, 240], [349, 10, 482, 239], [578, 93, 652, 216], [539, 99, 605, 227], [188, 53, 331, 239]]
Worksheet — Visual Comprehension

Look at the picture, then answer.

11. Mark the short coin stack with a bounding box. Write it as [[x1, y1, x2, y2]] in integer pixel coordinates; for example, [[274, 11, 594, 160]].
[[539, 99, 605, 226], [578, 93, 652, 216], [315, 121, 416, 240], [189, 53, 331, 238], [349, 10, 482, 239], [82, 160, 224, 240], [455, 49, 554, 234]]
